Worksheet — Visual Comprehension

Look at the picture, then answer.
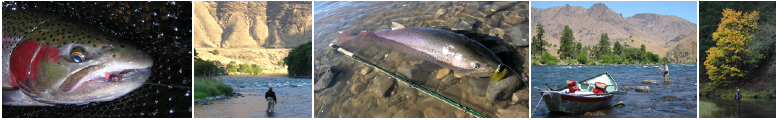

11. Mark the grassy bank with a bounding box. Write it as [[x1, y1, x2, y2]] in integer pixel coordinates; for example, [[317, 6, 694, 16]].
[[194, 77, 234, 100]]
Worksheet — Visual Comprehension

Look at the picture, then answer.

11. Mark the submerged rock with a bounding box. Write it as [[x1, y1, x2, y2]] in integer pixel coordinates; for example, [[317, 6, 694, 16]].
[[486, 75, 523, 102], [369, 75, 395, 97], [661, 95, 685, 101], [350, 83, 367, 95], [612, 101, 626, 108], [435, 68, 451, 79], [509, 26, 529, 47], [496, 105, 528, 118], [511, 88, 529, 105], [441, 74, 459, 85], [392, 109, 423, 118], [641, 80, 657, 84], [620, 86, 632, 90], [314, 67, 339, 91], [635, 86, 650, 92], [423, 107, 444, 118], [582, 111, 607, 118], [468, 77, 490, 97]]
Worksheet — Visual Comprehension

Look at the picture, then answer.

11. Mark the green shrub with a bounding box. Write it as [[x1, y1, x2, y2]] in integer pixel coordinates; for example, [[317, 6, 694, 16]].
[[194, 58, 220, 77], [194, 77, 234, 100], [284, 41, 312, 77], [576, 53, 589, 64], [540, 52, 559, 65]]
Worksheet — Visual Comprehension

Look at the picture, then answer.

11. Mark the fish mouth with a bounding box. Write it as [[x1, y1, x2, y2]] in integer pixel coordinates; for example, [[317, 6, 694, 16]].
[[58, 65, 151, 94]]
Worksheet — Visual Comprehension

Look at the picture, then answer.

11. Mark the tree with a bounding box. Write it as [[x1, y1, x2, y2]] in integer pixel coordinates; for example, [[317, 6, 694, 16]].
[[575, 42, 583, 54], [532, 23, 548, 56], [284, 41, 313, 77], [613, 41, 623, 56], [639, 44, 647, 61], [661, 57, 669, 64], [704, 9, 760, 87], [644, 52, 659, 63], [252, 64, 263, 74], [596, 33, 612, 59], [558, 25, 575, 59], [194, 58, 219, 77], [227, 61, 238, 73], [576, 53, 590, 64], [213, 49, 220, 55], [238, 63, 252, 74]]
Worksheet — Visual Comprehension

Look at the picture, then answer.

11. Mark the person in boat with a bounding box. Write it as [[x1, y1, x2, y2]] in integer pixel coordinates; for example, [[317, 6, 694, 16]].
[[567, 80, 580, 93], [265, 87, 277, 113], [658, 63, 670, 82], [592, 82, 607, 96]]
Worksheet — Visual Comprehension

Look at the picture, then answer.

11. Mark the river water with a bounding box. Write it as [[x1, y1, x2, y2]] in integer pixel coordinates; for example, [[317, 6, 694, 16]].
[[313, 1, 530, 118], [531, 64, 697, 118], [194, 76, 312, 118], [700, 97, 776, 118]]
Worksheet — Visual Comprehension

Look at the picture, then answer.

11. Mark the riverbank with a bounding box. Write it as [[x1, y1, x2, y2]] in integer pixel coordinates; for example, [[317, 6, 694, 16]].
[[195, 77, 234, 99], [194, 76, 312, 118]]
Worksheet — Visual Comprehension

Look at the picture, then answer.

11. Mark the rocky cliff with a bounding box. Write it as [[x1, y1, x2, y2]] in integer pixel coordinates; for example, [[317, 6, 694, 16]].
[[195, 1, 311, 48], [665, 31, 697, 63], [532, 3, 696, 57], [194, 1, 312, 74]]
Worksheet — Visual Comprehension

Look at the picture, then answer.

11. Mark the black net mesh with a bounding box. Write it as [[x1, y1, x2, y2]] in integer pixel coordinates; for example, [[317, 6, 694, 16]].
[[2, 1, 192, 117]]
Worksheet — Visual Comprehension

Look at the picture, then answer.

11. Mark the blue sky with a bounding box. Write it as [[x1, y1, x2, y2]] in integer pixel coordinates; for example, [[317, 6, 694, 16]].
[[532, 1, 697, 24]]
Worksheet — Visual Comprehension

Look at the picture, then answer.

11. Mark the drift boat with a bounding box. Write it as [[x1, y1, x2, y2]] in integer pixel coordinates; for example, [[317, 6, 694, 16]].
[[538, 72, 620, 113]]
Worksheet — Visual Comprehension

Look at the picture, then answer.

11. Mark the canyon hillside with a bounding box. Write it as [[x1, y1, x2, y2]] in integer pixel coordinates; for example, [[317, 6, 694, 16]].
[[194, 1, 312, 73]]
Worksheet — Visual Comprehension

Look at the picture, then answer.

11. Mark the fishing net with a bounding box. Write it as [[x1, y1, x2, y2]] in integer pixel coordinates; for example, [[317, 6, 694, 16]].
[[2, 1, 192, 117]]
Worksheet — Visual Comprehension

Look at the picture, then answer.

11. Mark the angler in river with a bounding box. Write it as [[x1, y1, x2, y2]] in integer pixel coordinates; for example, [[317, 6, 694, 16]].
[[2, 10, 153, 106], [658, 63, 670, 82]]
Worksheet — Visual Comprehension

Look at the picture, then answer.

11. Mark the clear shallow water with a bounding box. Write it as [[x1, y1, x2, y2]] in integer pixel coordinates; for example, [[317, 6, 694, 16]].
[[531, 64, 697, 118], [700, 97, 776, 118], [194, 76, 312, 118], [313, 1, 530, 118]]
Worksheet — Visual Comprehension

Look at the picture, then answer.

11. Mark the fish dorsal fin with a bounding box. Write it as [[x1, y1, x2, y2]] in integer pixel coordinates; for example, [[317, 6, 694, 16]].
[[391, 22, 406, 30]]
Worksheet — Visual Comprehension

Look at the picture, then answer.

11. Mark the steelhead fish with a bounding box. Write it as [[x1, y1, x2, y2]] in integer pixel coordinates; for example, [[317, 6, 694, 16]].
[[2, 10, 153, 106], [335, 22, 506, 80]]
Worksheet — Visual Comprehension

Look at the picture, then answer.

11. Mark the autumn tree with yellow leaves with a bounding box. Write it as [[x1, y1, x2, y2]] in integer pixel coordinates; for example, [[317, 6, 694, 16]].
[[703, 9, 760, 88]]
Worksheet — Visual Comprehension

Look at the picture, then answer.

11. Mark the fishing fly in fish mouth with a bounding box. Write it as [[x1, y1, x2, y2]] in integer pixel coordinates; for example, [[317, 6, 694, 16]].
[[2, 10, 154, 106], [334, 22, 513, 81]]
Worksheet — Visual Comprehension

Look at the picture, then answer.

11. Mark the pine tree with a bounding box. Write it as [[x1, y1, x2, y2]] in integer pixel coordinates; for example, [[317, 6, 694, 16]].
[[613, 41, 623, 56], [597, 33, 611, 58], [532, 23, 548, 56], [558, 25, 575, 59]]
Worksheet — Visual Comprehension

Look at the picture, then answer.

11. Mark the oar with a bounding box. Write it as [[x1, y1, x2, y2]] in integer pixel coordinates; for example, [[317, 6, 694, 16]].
[[564, 92, 627, 97]]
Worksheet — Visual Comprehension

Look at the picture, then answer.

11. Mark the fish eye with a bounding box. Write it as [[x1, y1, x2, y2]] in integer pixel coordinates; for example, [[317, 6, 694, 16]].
[[472, 63, 480, 69], [71, 47, 87, 63]]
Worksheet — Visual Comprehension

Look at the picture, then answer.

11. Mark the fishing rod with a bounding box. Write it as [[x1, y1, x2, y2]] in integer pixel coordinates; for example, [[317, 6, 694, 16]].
[[745, 100, 774, 110], [331, 43, 488, 118]]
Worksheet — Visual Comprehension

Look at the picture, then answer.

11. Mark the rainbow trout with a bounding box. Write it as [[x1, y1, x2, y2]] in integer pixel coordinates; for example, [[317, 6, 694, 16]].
[[335, 23, 506, 80], [2, 10, 153, 106]]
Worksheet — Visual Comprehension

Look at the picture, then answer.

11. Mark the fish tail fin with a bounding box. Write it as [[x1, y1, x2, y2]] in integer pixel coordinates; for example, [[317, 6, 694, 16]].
[[334, 31, 356, 46]]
